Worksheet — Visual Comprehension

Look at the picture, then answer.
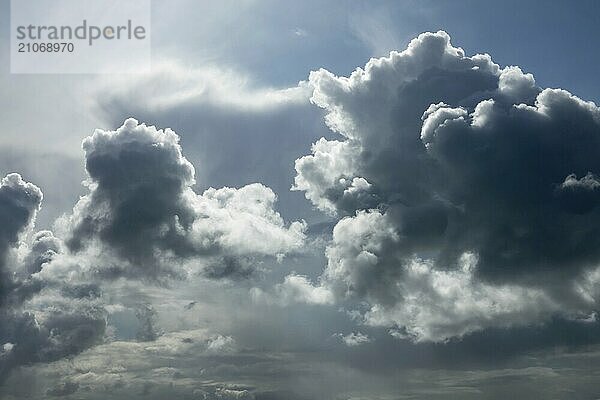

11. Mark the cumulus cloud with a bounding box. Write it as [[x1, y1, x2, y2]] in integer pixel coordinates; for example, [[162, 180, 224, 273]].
[[62, 118, 305, 279], [290, 31, 600, 341], [0, 174, 107, 382], [0, 174, 47, 319], [21, 230, 61, 278], [0, 174, 42, 271]]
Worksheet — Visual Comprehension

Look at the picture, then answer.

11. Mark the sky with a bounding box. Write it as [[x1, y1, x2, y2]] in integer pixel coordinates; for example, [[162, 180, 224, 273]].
[[1, 1, 600, 399]]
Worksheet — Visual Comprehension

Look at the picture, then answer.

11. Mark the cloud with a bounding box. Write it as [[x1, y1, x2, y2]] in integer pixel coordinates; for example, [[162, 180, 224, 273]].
[[63, 117, 197, 266], [62, 118, 306, 279], [0, 174, 101, 378], [0, 299, 107, 383], [21, 230, 61, 276], [0, 174, 104, 382], [205, 335, 236, 354], [0, 173, 46, 311], [273, 274, 334, 305], [334, 332, 371, 347], [96, 62, 311, 113], [290, 31, 600, 342], [0, 174, 42, 270]]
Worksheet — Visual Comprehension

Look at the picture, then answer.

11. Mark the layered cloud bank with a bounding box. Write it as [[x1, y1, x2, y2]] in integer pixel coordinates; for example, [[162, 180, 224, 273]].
[[289, 31, 600, 342], [0, 119, 305, 380]]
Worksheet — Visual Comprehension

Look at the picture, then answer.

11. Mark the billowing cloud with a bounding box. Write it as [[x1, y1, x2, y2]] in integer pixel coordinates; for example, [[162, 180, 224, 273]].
[[0, 174, 106, 381], [290, 31, 600, 341], [0, 173, 42, 270], [61, 118, 305, 279]]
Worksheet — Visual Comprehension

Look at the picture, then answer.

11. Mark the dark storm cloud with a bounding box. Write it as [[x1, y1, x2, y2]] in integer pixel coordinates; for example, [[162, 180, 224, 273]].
[[421, 90, 600, 283], [0, 278, 106, 383], [0, 308, 106, 381], [0, 173, 42, 268], [0, 173, 44, 308], [289, 31, 600, 341], [0, 173, 107, 382], [65, 118, 199, 266]]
